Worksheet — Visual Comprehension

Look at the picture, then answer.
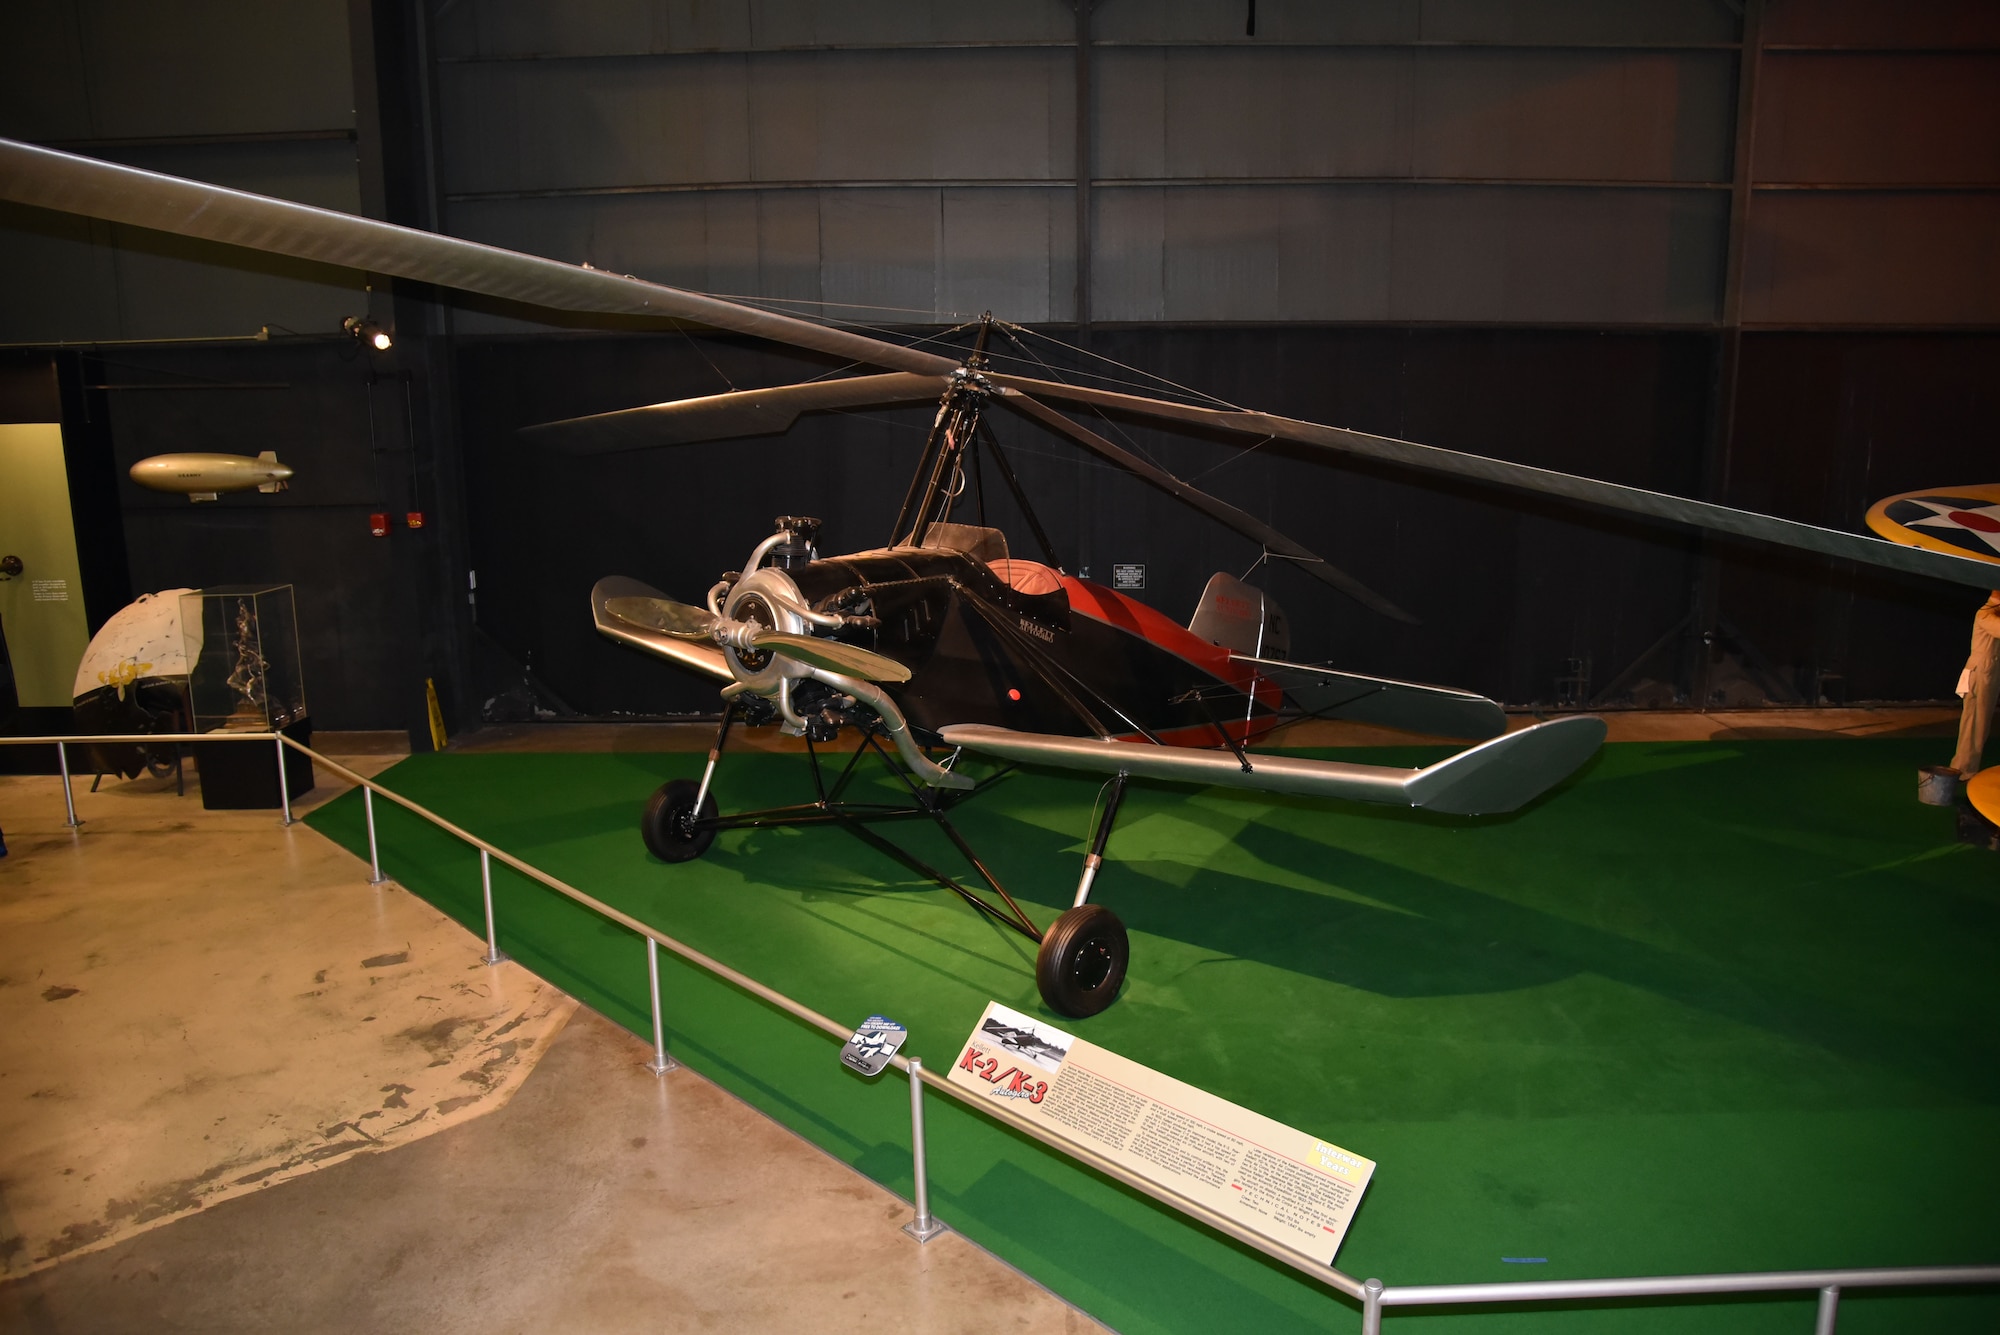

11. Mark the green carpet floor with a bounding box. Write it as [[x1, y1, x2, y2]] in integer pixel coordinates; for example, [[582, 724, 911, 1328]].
[[306, 737, 1999, 1333]]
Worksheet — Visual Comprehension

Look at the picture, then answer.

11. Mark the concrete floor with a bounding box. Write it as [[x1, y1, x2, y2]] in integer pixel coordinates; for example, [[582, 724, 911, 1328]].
[[0, 743, 1104, 1332]]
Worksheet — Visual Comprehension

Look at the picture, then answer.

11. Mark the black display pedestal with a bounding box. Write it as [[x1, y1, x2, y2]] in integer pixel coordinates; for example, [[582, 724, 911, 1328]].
[[195, 719, 314, 809]]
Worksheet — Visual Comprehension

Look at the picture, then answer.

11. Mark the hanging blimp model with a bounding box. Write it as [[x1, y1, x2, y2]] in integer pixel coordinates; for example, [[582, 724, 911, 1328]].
[[129, 451, 292, 501]]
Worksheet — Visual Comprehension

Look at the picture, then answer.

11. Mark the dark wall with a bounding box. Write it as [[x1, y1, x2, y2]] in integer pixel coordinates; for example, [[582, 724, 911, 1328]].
[[92, 339, 446, 731], [1721, 334, 2000, 702], [456, 324, 1990, 716]]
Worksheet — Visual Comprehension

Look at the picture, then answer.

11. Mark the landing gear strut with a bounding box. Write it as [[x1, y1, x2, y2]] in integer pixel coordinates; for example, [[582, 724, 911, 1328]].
[[1036, 772, 1132, 1018], [639, 721, 1134, 1019]]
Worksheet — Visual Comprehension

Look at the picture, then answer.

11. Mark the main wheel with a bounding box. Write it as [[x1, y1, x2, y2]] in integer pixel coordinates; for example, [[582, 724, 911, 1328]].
[[1035, 904, 1130, 1018], [641, 778, 718, 863]]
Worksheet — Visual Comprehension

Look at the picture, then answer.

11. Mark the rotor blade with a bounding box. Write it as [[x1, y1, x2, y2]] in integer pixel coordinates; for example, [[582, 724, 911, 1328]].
[[994, 392, 1420, 624], [986, 375, 2000, 592], [750, 631, 914, 684], [0, 138, 957, 377], [526, 372, 951, 455], [603, 596, 718, 640]]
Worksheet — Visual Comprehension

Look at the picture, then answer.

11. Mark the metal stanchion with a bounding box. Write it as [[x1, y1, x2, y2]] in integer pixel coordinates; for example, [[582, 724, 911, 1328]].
[[275, 735, 293, 825], [1361, 1278, 1385, 1335], [480, 849, 507, 965], [1815, 1284, 1840, 1335], [364, 787, 387, 884], [645, 937, 676, 1075], [901, 1059, 945, 1242], [55, 741, 80, 827]]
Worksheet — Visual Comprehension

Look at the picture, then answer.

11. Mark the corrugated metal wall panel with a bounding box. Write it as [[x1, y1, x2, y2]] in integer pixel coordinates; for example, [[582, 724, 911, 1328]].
[[1386, 186, 1725, 324], [1094, 0, 1734, 46], [1742, 193, 2000, 325], [1095, 184, 1724, 324], [439, 54, 755, 194], [1762, 0, 2000, 48], [939, 187, 1071, 322], [1409, 48, 1732, 181], [63, 0, 352, 138], [744, 49, 1071, 183], [436, 0, 1069, 60], [1756, 53, 2000, 184], [447, 185, 1070, 330], [1100, 47, 1732, 183], [815, 188, 940, 315], [1098, 47, 1414, 179], [440, 47, 1072, 195], [1094, 0, 1418, 45], [1410, 0, 1736, 45], [0, 0, 94, 140]]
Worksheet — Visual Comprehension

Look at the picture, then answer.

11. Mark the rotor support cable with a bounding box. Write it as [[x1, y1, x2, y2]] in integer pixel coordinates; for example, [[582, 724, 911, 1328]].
[[975, 420, 1066, 571]]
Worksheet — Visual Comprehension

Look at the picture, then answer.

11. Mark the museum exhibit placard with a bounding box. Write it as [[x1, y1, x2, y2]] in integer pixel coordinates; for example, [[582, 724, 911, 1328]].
[[947, 1002, 1375, 1264]]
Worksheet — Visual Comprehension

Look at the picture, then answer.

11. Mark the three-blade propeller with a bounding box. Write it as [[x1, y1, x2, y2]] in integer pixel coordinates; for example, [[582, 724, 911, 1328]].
[[604, 596, 912, 684]]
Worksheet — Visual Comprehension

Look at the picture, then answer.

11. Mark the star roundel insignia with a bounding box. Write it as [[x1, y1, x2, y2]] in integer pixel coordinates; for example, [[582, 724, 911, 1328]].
[[1864, 483, 2000, 566]]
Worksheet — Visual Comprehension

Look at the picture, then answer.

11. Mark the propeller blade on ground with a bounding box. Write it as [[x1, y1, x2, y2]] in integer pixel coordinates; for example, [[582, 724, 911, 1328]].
[[994, 392, 1419, 624], [751, 631, 913, 683], [603, 596, 718, 640], [526, 373, 951, 454], [0, 138, 957, 378], [986, 375, 2000, 592]]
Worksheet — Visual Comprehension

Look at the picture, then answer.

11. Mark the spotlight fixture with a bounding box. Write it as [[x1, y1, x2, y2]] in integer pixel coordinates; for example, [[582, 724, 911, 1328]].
[[342, 315, 393, 351]]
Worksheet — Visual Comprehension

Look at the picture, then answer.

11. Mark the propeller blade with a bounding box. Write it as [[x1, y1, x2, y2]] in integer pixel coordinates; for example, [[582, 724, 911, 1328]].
[[986, 375, 2000, 592], [603, 596, 718, 640], [526, 372, 951, 454], [0, 138, 957, 378], [750, 631, 914, 684], [994, 392, 1420, 624]]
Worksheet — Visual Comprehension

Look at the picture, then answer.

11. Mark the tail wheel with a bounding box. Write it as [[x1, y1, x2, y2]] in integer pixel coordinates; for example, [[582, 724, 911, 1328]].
[[1035, 904, 1129, 1018], [641, 778, 718, 863]]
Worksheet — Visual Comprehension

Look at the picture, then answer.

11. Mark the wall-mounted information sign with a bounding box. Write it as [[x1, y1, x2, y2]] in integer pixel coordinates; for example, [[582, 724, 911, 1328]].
[[1112, 564, 1146, 590], [947, 1002, 1375, 1264]]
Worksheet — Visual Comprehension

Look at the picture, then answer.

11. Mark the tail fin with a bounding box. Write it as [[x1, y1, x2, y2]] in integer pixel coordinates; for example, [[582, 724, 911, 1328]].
[[1189, 573, 1289, 658]]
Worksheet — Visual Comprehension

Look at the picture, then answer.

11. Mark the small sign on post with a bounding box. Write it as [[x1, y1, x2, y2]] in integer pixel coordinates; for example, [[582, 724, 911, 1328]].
[[839, 1014, 908, 1077], [947, 1002, 1375, 1265]]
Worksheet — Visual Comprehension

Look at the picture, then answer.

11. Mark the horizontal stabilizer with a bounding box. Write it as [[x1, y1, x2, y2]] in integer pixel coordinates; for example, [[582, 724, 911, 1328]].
[[1240, 656, 1507, 741], [591, 576, 732, 682], [939, 714, 1604, 815], [1399, 715, 1606, 814], [528, 373, 948, 455]]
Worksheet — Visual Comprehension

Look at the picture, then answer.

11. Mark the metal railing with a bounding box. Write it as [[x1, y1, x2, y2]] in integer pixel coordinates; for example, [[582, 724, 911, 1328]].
[[6, 730, 1998, 1330]]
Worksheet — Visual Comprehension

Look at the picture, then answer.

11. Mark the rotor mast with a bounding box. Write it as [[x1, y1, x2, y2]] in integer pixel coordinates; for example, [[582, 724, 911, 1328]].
[[890, 314, 995, 550]]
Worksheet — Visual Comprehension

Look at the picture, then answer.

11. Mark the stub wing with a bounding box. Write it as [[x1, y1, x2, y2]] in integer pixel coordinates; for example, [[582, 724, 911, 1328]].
[[1240, 656, 1508, 741], [938, 716, 1605, 816]]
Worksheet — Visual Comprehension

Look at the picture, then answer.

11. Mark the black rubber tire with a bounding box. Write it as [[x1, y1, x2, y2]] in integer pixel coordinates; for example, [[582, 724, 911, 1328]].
[[1034, 904, 1130, 1018], [641, 778, 718, 863]]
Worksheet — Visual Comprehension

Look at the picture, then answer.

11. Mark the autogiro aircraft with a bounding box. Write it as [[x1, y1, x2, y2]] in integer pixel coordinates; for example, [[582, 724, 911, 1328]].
[[6, 139, 1995, 1017]]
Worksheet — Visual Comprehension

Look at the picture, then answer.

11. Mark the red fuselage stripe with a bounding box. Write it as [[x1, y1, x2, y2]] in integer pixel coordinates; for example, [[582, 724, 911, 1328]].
[[1059, 576, 1285, 727]]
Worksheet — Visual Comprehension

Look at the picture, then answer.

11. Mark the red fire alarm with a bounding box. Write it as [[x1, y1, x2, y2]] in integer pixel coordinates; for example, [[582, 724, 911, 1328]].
[[406, 511, 426, 530], [369, 512, 390, 537]]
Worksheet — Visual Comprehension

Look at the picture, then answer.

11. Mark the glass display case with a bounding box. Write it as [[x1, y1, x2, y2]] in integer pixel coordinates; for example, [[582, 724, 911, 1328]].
[[181, 584, 306, 732], [181, 584, 312, 807]]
